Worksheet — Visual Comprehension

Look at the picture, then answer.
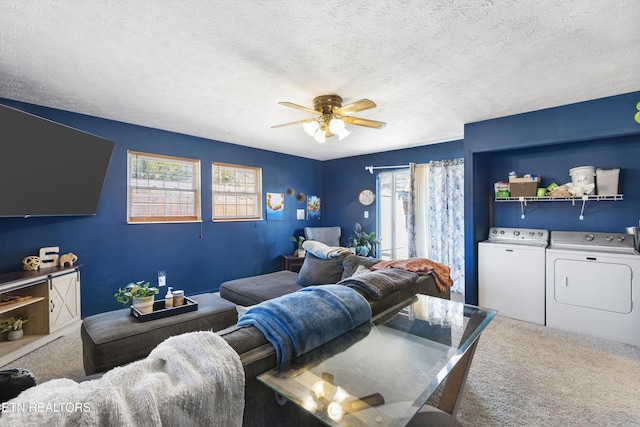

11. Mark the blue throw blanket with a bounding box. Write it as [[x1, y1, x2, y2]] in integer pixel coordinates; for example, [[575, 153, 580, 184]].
[[237, 285, 372, 366]]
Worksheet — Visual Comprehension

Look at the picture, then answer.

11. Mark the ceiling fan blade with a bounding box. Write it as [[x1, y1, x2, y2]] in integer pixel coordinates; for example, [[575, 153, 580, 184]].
[[342, 116, 386, 129], [335, 99, 377, 116], [271, 118, 318, 128], [278, 102, 320, 115]]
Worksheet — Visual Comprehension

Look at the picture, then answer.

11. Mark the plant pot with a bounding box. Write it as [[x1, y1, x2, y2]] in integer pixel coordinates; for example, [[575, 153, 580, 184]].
[[7, 329, 24, 341], [355, 246, 370, 257], [296, 249, 306, 258], [132, 296, 155, 314]]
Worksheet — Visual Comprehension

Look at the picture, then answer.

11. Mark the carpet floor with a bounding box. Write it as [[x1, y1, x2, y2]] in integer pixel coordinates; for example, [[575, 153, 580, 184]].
[[3, 314, 639, 426]]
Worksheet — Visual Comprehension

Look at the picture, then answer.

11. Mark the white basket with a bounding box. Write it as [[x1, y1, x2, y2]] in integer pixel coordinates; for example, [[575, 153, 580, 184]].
[[569, 166, 595, 187], [596, 168, 620, 195]]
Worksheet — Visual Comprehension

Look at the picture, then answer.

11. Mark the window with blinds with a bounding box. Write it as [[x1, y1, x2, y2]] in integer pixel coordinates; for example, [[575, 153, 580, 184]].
[[212, 162, 262, 221], [127, 151, 201, 223]]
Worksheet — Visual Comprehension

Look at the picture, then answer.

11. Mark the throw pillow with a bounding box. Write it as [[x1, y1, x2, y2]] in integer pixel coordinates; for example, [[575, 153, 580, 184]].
[[297, 253, 345, 286], [341, 254, 380, 280]]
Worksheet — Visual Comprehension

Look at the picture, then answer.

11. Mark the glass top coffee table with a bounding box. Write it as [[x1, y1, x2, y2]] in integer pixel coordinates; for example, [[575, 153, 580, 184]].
[[258, 294, 496, 426]]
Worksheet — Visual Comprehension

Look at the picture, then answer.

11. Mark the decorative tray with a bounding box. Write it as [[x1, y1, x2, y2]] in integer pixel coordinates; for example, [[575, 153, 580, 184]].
[[131, 297, 198, 322], [0, 295, 33, 307]]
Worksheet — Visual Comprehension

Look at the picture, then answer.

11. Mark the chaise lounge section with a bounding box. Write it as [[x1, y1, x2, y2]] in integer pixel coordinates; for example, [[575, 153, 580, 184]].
[[220, 252, 450, 313]]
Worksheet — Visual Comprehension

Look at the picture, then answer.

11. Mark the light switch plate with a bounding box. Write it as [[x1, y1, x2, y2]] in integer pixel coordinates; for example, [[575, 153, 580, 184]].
[[158, 271, 166, 287]]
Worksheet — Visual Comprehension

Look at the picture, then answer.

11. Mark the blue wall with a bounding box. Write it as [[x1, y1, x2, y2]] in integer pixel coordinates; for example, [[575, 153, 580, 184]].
[[464, 91, 640, 305], [323, 142, 464, 248], [3, 91, 639, 315], [0, 99, 324, 316]]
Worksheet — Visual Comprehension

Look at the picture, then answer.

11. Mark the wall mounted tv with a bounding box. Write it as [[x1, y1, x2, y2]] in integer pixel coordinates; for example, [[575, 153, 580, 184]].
[[0, 104, 114, 217]]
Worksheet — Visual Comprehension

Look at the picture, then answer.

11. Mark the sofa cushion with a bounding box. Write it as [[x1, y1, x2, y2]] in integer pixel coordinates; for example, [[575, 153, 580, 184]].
[[81, 293, 237, 375], [341, 254, 381, 280], [220, 270, 302, 306], [296, 253, 345, 286]]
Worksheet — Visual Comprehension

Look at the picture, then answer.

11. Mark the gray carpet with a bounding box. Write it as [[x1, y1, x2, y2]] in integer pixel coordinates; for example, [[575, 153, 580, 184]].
[[453, 316, 640, 426], [3, 315, 640, 426], [1, 326, 85, 383]]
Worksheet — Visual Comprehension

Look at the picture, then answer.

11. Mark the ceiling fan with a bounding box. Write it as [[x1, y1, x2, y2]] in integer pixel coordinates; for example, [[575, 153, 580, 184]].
[[272, 95, 386, 143]]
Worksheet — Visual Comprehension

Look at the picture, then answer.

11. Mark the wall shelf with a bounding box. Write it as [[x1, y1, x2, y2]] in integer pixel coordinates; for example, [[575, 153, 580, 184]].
[[495, 195, 623, 203], [0, 296, 46, 316], [0, 334, 47, 357], [494, 194, 623, 220]]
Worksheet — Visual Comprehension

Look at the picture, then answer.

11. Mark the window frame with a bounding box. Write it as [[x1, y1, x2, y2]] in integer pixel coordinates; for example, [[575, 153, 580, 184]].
[[127, 150, 201, 224], [212, 162, 262, 222]]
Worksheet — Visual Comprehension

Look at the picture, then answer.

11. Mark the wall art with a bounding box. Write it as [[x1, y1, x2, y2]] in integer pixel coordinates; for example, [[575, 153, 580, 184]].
[[307, 196, 320, 220], [266, 192, 284, 220]]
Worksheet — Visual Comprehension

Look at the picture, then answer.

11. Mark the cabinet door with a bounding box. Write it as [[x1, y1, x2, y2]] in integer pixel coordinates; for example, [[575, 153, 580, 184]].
[[49, 270, 81, 333]]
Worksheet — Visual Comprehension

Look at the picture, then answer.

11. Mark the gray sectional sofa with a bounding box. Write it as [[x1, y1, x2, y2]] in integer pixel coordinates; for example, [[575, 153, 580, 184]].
[[79, 251, 450, 426]]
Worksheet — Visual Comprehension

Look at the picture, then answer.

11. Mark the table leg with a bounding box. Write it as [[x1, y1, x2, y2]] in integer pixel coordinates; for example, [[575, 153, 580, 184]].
[[407, 338, 479, 427], [437, 338, 479, 424]]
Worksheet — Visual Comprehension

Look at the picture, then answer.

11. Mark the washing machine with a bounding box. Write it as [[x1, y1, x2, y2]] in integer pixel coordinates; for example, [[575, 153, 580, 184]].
[[546, 231, 640, 346], [478, 227, 548, 325]]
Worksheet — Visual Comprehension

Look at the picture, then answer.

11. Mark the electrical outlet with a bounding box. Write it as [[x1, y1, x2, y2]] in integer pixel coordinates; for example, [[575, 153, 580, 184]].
[[158, 271, 166, 287], [364, 210, 369, 219]]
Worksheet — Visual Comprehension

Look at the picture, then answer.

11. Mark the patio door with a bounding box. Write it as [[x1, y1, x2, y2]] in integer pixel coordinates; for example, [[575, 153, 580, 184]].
[[378, 170, 410, 260]]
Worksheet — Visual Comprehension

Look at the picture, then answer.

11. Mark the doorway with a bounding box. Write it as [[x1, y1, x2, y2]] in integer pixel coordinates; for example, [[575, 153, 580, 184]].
[[378, 170, 410, 260]]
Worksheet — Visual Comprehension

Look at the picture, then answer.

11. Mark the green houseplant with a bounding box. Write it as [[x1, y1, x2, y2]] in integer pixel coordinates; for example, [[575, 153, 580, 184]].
[[114, 280, 159, 314], [0, 316, 29, 341], [347, 222, 380, 257], [290, 235, 306, 257]]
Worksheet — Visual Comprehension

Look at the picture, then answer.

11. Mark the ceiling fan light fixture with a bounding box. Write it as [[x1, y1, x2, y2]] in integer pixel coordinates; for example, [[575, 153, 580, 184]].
[[329, 117, 350, 140], [313, 128, 327, 143], [273, 94, 385, 144], [329, 117, 345, 133], [303, 120, 320, 136]]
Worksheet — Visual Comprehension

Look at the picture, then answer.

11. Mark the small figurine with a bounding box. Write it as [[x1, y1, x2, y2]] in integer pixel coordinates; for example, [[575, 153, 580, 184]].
[[22, 256, 42, 271], [59, 253, 78, 267]]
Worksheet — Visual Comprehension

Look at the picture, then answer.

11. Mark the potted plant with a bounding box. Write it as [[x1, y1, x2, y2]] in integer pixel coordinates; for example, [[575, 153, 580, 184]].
[[290, 235, 306, 257], [0, 316, 29, 341], [114, 280, 159, 314], [347, 222, 380, 257]]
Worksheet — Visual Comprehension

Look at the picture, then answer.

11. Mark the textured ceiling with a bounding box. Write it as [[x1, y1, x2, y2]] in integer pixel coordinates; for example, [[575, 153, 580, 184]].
[[1, 1, 639, 160]]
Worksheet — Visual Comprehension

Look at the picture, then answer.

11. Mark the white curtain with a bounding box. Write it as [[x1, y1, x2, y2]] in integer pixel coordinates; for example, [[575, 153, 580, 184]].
[[410, 159, 465, 295]]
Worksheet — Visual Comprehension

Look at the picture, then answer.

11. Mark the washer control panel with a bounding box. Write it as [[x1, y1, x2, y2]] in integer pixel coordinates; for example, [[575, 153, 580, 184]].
[[487, 227, 549, 245]]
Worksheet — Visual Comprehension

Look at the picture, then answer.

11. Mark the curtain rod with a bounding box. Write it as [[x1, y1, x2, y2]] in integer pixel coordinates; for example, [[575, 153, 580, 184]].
[[364, 164, 411, 174]]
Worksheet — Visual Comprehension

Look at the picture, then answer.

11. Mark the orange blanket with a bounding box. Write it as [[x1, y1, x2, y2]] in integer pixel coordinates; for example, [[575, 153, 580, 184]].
[[371, 258, 453, 293]]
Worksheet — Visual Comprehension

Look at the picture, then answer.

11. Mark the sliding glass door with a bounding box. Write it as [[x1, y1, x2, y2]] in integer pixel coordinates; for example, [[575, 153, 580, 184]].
[[378, 170, 410, 260]]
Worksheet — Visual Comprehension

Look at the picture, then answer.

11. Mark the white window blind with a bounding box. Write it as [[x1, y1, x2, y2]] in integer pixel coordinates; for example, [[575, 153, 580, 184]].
[[212, 162, 262, 221], [127, 151, 201, 223]]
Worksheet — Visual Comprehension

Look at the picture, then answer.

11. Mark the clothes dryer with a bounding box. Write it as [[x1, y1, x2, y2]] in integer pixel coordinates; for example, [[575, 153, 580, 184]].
[[546, 231, 640, 346]]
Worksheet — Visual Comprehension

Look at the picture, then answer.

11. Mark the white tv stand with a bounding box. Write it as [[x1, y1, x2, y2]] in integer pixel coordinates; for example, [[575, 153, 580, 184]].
[[0, 265, 81, 367]]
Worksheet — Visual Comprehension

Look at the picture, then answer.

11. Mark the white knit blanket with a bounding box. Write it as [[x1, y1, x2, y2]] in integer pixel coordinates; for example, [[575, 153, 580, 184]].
[[1, 331, 245, 426]]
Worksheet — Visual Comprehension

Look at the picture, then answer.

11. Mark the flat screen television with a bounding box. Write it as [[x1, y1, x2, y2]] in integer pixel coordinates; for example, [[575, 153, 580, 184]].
[[0, 104, 115, 217]]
